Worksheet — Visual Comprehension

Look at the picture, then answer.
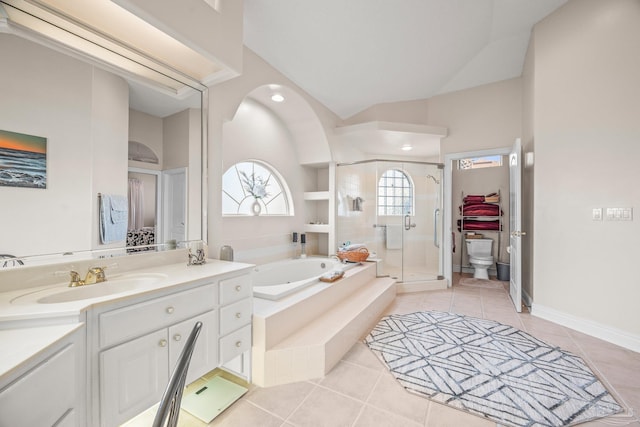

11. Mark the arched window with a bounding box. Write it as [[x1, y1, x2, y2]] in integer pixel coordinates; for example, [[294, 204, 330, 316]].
[[222, 160, 292, 216], [377, 169, 413, 215]]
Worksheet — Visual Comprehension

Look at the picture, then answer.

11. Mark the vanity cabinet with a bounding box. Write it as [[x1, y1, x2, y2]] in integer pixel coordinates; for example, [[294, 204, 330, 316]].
[[97, 285, 218, 426], [90, 268, 253, 427], [100, 310, 218, 425], [0, 327, 85, 427]]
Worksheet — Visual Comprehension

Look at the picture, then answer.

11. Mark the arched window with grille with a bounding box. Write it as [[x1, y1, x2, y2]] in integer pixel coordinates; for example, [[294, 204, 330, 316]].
[[222, 160, 293, 216], [377, 169, 414, 216]]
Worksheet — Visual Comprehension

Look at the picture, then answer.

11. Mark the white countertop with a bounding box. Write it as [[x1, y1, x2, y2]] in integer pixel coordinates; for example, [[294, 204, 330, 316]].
[[0, 258, 254, 382], [0, 323, 84, 382], [0, 259, 253, 324]]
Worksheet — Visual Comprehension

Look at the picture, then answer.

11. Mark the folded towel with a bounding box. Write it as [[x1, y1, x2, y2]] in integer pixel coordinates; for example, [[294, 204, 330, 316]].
[[100, 194, 128, 244], [342, 243, 365, 251]]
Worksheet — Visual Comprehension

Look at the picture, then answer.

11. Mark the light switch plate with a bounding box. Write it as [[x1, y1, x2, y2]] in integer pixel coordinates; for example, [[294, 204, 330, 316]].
[[592, 208, 602, 221], [605, 207, 633, 221]]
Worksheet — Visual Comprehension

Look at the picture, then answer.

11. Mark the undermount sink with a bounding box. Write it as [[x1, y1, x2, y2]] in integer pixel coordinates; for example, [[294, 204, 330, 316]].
[[11, 273, 169, 305]]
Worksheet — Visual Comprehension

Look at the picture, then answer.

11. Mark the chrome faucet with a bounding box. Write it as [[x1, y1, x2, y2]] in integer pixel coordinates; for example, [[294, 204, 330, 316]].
[[68, 266, 107, 287], [188, 248, 206, 266]]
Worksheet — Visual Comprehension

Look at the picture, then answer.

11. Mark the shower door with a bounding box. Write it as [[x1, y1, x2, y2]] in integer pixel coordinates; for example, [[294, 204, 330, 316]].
[[336, 160, 443, 284]]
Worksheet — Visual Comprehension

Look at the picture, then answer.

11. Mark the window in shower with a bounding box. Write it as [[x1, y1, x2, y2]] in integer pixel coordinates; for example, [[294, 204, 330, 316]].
[[377, 169, 414, 215], [222, 160, 293, 216]]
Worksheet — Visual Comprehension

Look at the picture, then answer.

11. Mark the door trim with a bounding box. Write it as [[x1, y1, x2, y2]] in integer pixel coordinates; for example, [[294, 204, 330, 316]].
[[443, 147, 512, 287]]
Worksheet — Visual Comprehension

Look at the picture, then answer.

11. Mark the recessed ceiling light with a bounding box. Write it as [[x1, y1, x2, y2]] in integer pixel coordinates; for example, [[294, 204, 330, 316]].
[[401, 145, 413, 151], [271, 94, 285, 102]]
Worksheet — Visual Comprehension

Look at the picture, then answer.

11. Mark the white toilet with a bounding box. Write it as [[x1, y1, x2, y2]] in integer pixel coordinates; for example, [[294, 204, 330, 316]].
[[466, 238, 493, 280]]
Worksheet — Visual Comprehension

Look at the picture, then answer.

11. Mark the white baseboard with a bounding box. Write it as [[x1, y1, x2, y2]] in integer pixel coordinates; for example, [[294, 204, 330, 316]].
[[531, 303, 640, 353]]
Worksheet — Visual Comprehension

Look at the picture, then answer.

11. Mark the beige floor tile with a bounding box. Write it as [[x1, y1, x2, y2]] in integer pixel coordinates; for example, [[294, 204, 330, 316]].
[[353, 405, 423, 427], [208, 400, 283, 427], [426, 402, 495, 427], [366, 371, 430, 425], [319, 360, 382, 402], [218, 272, 637, 427], [419, 300, 453, 312], [588, 360, 640, 390], [612, 385, 640, 417], [286, 386, 364, 427], [342, 342, 386, 371], [450, 305, 484, 317], [245, 381, 315, 419]]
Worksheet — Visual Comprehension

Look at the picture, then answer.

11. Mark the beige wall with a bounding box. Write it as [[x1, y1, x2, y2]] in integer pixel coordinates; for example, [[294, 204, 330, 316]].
[[530, 0, 640, 339], [429, 78, 523, 157], [129, 109, 163, 170], [0, 35, 128, 256]]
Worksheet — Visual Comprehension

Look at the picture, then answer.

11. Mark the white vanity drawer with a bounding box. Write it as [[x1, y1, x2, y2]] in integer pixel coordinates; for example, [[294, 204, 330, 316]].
[[100, 284, 216, 348], [219, 274, 251, 305], [219, 325, 251, 364], [219, 298, 252, 336]]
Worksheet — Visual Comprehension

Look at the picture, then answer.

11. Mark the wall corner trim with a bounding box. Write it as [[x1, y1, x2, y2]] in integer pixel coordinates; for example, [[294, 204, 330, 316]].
[[531, 303, 640, 353]]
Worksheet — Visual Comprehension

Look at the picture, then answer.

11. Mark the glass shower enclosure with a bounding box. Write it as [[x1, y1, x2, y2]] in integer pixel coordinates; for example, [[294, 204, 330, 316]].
[[336, 160, 444, 288]]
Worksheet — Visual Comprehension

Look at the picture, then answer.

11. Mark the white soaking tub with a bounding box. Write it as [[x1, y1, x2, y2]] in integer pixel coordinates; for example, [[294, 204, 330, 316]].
[[252, 258, 347, 300]]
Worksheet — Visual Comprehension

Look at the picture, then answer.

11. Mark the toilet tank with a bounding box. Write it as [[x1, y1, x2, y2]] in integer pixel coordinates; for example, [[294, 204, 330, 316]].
[[465, 238, 493, 257]]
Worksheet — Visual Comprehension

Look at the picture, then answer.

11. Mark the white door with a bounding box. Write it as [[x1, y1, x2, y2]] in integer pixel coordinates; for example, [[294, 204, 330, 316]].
[[162, 168, 187, 243], [509, 139, 524, 312]]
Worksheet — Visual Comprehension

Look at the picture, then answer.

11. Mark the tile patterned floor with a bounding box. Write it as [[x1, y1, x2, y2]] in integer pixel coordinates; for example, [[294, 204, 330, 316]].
[[202, 274, 640, 427]]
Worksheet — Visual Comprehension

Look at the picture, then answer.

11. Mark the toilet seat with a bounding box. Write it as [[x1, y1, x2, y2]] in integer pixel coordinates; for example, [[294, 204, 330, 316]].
[[469, 256, 493, 265]]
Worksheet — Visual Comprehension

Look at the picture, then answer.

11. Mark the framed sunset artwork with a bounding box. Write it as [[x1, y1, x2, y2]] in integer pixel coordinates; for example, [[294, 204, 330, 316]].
[[0, 129, 47, 189]]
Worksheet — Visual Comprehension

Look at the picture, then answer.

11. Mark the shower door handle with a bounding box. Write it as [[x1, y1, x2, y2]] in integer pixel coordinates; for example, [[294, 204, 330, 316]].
[[433, 208, 440, 248], [404, 215, 416, 231]]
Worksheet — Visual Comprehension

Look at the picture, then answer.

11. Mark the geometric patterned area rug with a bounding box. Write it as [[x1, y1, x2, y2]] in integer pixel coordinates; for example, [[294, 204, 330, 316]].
[[365, 311, 622, 427]]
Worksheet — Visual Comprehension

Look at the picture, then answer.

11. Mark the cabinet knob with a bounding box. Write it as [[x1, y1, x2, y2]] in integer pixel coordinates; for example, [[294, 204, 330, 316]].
[[235, 312, 242, 319], [166, 306, 174, 314], [235, 341, 242, 348], [159, 339, 167, 347], [235, 285, 242, 292], [173, 334, 182, 341]]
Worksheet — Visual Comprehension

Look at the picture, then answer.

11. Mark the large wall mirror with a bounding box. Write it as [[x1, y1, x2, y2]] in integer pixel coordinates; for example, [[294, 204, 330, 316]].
[[0, 1, 207, 265]]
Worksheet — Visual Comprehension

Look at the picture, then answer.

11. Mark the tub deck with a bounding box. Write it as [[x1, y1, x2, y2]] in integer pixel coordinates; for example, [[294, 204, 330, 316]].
[[251, 262, 396, 387]]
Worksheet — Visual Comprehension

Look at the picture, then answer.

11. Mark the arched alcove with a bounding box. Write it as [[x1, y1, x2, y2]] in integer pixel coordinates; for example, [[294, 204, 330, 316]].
[[128, 140, 159, 164], [216, 83, 335, 263], [231, 84, 331, 165]]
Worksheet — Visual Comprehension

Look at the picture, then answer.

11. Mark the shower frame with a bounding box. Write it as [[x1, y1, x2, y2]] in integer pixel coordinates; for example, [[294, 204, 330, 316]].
[[336, 159, 445, 288]]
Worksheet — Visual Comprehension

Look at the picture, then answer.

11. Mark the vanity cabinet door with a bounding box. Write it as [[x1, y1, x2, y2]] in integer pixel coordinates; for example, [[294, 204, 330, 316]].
[[0, 344, 77, 427], [100, 329, 169, 427], [168, 310, 218, 385]]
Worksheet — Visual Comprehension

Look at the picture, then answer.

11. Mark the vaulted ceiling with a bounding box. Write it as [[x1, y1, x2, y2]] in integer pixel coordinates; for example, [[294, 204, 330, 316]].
[[244, 0, 568, 119]]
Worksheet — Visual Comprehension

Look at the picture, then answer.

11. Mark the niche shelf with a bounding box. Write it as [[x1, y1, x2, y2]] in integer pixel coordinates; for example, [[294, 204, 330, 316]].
[[302, 165, 336, 255]]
